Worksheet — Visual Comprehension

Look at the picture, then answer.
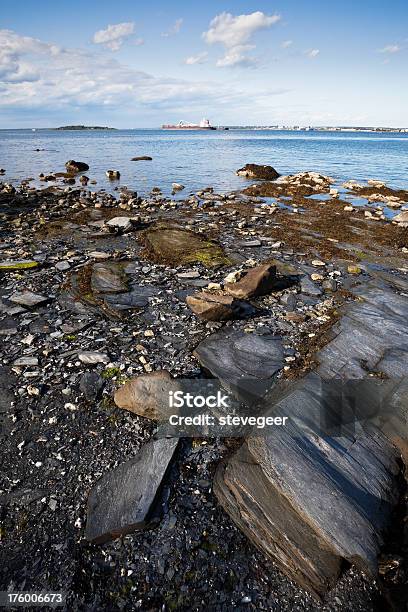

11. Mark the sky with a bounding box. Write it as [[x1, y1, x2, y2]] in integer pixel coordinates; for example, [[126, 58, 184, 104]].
[[0, 0, 407, 128]]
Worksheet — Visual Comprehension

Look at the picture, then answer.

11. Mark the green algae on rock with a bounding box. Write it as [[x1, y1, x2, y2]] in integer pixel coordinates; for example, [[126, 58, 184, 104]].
[[141, 224, 231, 268], [0, 260, 39, 270]]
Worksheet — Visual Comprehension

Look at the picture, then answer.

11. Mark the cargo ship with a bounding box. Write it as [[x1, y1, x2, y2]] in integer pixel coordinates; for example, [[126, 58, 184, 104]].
[[161, 118, 216, 130]]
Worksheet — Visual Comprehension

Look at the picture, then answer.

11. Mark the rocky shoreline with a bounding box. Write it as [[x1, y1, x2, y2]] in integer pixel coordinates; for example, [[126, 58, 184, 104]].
[[1, 163, 408, 611]]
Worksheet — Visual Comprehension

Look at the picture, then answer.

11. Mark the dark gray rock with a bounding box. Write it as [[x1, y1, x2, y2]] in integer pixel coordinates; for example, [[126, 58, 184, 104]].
[[85, 437, 179, 544], [236, 164, 280, 180], [194, 329, 283, 403], [80, 372, 105, 402], [103, 285, 159, 310], [213, 274, 408, 599], [65, 160, 89, 173], [0, 367, 16, 413], [9, 290, 49, 308], [214, 373, 402, 599], [91, 263, 128, 294], [300, 276, 322, 296]]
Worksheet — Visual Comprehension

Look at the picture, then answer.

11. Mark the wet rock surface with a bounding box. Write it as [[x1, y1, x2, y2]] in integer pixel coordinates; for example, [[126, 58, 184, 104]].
[[65, 160, 89, 173], [0, 169, 407, 610], [142, 223, 231, 267]]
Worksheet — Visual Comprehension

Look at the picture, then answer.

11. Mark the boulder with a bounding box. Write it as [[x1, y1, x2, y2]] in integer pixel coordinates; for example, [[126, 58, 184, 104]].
[[105, 216, 133, 233], [106, 170, 120, 180], [114, 370, 179, 421], [215, 405, 401, 599], [65, 160, 89, 173], [172, 183, 185, 192], [194, 328, 284, 402], [85, 437, 179, 543], [224, 263, 277, 299], [393, 210, 408, 225], [236, 164, 280, 180], [186, 291, 255, 321]]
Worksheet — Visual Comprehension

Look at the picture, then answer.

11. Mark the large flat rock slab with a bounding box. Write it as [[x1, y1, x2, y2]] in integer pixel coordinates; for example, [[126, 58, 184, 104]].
[[211, 275, 408, 599], [91, 262, 129, 293], [85, 437, 179, 544], [142, 224, 230, 268], [214, 379, 402, 598], [60, 262, 159, 318]]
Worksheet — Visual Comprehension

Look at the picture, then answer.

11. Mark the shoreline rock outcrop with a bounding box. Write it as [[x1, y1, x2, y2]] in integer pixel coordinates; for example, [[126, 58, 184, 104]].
[[236, 164, 280, 180], [65, 160, 89, 173]]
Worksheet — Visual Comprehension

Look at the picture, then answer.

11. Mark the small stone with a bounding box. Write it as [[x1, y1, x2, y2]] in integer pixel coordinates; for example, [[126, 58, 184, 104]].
[[114, 370, 177, 420], [79, 371, 105, 401], [311, 273, 324, 281], [311, 259, 325, 267], [55, 261, 70, 271], [9, 290, 49, 308], [176, 270, 200, 280], [106, 217, 132, 232], [347, 265, 361, 275], [78, 352, 109, 365], [88, 251, 111, 260], [49, 498, 58, 511], [13, 356, 39, 367], [172, 183, 185, 191], [224, 270, 242, 284], [300, 276, 322, 296]]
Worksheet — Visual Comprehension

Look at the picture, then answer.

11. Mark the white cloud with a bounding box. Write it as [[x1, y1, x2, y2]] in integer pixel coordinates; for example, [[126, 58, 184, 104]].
[[379, 44, 400, 54], [216, 45, 256, 67], [0, 28, 282, 114], [203, 11, 281, 67], [92, 22, 135, 51], [306, 49, 320, 58], [162, 18, 183, 38], [281, 40, 293, 48], [184, 51, 208, 65]]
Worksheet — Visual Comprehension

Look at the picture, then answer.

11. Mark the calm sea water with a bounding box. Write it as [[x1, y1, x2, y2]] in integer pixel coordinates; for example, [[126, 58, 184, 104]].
[[0, 129, 407, 197]]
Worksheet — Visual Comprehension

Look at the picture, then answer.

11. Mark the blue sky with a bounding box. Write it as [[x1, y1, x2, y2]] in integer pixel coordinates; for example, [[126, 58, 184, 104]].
[[1, 0, 407, 127]]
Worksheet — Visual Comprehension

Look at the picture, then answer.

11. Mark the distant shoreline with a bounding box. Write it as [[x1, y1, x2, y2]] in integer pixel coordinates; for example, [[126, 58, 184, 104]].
[[54, 125, 117, 131], [1, 126, 407, 133]]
